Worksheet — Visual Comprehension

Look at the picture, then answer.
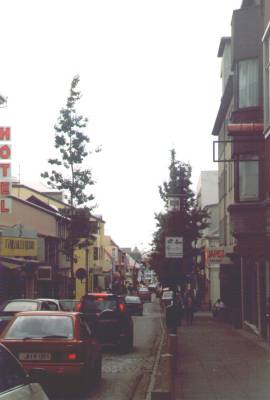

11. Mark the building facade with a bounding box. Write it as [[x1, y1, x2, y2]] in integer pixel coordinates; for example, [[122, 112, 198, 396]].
[[212, 0, 269, 332]]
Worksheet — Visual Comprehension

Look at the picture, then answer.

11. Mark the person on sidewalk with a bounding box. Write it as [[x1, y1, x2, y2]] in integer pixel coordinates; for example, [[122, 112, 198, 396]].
[[212, 298, 226, 320], [184, 290, 195, 325], [165, 298, 181, 334]]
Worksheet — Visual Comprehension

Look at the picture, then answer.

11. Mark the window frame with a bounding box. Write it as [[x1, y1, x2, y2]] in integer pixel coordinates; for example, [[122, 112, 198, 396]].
[[237, 58, 259, 109], [235, 154, 261, 202]]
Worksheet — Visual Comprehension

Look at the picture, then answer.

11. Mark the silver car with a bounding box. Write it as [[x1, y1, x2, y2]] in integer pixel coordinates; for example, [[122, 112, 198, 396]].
[[0, 343, 48, 399]]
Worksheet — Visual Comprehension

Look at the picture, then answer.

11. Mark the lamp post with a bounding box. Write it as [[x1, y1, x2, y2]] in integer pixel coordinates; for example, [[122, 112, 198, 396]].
[[85, 247, 89, 294]]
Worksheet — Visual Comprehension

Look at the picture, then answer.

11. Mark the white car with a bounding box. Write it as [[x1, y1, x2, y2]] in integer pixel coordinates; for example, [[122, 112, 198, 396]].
[[0, 343, 48, 399], [161, 290, 174, 308]]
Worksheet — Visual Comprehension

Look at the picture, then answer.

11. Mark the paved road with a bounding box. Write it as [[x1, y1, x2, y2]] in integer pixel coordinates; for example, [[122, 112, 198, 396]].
[[46, 295, 162, 400]]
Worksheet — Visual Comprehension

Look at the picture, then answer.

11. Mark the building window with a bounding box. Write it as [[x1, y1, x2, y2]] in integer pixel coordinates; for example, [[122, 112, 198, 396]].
[[93, 247, 99, 260], [238, 154, 259, 201], [238, 58, 259, 108]]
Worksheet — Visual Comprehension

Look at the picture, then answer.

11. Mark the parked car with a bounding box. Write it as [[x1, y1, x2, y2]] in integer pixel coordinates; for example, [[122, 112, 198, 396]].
[[161, 290, 174, 308], [58, 299, 80, 311], [0, 342, 48, 399], [137, 287, 151, 302], [78, 292, 133, 352], [148, 284, 157, 293], [0, 299, 61, 334], [37, 298, 80, 312], [35, 298, 62, 310], [0, 311, 102, 390], [124, 296, 143, 316]]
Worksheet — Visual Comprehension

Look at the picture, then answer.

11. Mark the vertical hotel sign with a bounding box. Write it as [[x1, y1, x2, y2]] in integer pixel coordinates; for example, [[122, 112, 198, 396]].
[[0, 127, 12, 213]]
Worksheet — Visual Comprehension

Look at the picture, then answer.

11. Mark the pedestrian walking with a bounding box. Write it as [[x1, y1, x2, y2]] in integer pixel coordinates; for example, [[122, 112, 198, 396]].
[[165, 295, 182, 334]]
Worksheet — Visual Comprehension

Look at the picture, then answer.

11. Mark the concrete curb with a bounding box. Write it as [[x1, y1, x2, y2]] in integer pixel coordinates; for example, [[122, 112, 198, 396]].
[[151, 329, 177, 400]]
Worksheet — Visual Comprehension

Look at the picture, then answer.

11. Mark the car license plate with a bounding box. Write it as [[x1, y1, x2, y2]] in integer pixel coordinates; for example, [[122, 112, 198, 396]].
[[19, 352, 51, 361]]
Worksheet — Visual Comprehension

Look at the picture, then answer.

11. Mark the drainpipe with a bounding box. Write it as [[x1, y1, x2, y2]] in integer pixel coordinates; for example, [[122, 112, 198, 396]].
[[256, 261, 261, 333], [240, 256, 244, 327]]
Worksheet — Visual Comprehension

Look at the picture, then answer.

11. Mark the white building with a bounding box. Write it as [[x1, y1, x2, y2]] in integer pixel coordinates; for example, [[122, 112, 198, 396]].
[[196, 170, 221, 308]]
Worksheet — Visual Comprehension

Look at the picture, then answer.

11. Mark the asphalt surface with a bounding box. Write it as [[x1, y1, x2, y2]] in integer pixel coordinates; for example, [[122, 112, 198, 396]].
[[175, 312, 270, 400]]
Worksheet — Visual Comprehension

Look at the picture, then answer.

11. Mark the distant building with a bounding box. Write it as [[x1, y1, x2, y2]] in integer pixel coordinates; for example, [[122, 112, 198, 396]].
[[196, 171, 220, 309]]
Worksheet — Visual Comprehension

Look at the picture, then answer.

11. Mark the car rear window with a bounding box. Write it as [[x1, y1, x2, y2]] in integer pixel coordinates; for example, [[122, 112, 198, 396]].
[[125, 296, 141, 304], [162, 291, 173, 299], [4, 315, 74, 339], [2, 301, 39, 312], [83, 297, 117, 313]]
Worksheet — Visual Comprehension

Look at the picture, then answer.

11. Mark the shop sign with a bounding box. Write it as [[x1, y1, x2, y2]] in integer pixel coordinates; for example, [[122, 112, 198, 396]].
[[0, 236, 38, 257], [165, 237, 183, 258], [0, 127, 12, 213], [207, 247, 225, 264]]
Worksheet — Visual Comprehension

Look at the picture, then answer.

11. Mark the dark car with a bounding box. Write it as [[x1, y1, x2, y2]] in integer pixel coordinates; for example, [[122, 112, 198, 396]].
[[137, 287, 151, 302], [78, 293, 133, 352], [0, 342, 48, 399], [0, 311, 102, 390], [125, 296, 143, 316], [0, 299, 61, 334]]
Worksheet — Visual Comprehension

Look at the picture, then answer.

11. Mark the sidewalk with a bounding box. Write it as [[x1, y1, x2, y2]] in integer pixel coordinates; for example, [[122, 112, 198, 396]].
[[174, 312, 270, 400]]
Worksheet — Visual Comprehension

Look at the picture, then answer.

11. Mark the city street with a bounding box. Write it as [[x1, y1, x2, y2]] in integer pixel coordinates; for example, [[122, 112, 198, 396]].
[[45, 296, 162, 400]]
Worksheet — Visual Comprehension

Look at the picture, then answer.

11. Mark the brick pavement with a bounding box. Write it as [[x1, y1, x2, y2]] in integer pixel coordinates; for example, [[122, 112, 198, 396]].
[[174, 312, 270, 400]]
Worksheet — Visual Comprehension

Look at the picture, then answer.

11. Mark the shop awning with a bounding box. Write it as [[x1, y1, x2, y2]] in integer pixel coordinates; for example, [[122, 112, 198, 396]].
[[0, 256, 39, 270]]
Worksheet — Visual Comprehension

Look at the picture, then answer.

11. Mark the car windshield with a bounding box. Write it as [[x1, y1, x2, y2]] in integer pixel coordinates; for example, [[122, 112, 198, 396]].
[[59, 300, 79, 311], [125, 296, 141, 304], [84, 297, 117, 313], [1, 301, 39, 312], [4, 315, 74, 339], [162, 291, 173, 299]]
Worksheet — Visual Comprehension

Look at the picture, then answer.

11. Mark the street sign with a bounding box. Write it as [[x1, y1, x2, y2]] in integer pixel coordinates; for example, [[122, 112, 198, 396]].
[[165, 237, 183, 258], [168, 196, 180, 211]]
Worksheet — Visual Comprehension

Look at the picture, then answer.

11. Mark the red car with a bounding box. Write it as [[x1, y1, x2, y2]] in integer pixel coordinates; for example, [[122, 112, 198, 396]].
[[0, 311, 102, 389]]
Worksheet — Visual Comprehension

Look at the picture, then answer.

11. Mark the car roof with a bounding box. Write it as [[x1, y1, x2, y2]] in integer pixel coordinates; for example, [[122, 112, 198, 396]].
[[12, 311, 81, 317], [5, 299, 41, 302], [84, 292, 117, 298], [59, 299, 79, 301], [36, 298, 60, 302]]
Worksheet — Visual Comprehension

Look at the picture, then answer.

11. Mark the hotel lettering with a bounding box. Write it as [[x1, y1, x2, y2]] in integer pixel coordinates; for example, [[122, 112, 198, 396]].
[[0, 127, 12, 213]]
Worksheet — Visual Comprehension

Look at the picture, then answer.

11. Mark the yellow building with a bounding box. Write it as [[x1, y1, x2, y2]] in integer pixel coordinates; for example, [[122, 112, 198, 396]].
[[74, 215, 108, 299], [11, 183, 107, 299]]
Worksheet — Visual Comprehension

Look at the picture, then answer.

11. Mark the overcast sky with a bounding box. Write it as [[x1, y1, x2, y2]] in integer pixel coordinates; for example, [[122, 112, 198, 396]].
[[0, 0, 242, 251]]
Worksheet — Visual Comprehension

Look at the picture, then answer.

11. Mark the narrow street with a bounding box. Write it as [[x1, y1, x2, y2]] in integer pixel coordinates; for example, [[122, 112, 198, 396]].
[[46, 296, 163, 400]]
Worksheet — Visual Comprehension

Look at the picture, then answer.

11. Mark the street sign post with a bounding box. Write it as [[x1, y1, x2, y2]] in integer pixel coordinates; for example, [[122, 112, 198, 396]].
[[165, 237, 183, 258]]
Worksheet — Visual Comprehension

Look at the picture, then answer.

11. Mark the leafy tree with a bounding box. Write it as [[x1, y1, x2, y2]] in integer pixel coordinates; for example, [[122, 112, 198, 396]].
[[150, 149, 208, 288], [41, 75, 98, 293]]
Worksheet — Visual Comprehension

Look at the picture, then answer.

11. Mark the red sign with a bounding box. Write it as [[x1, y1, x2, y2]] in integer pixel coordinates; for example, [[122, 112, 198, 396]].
[[206, 248, 225, 264], [0, 127, 12, 214]]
